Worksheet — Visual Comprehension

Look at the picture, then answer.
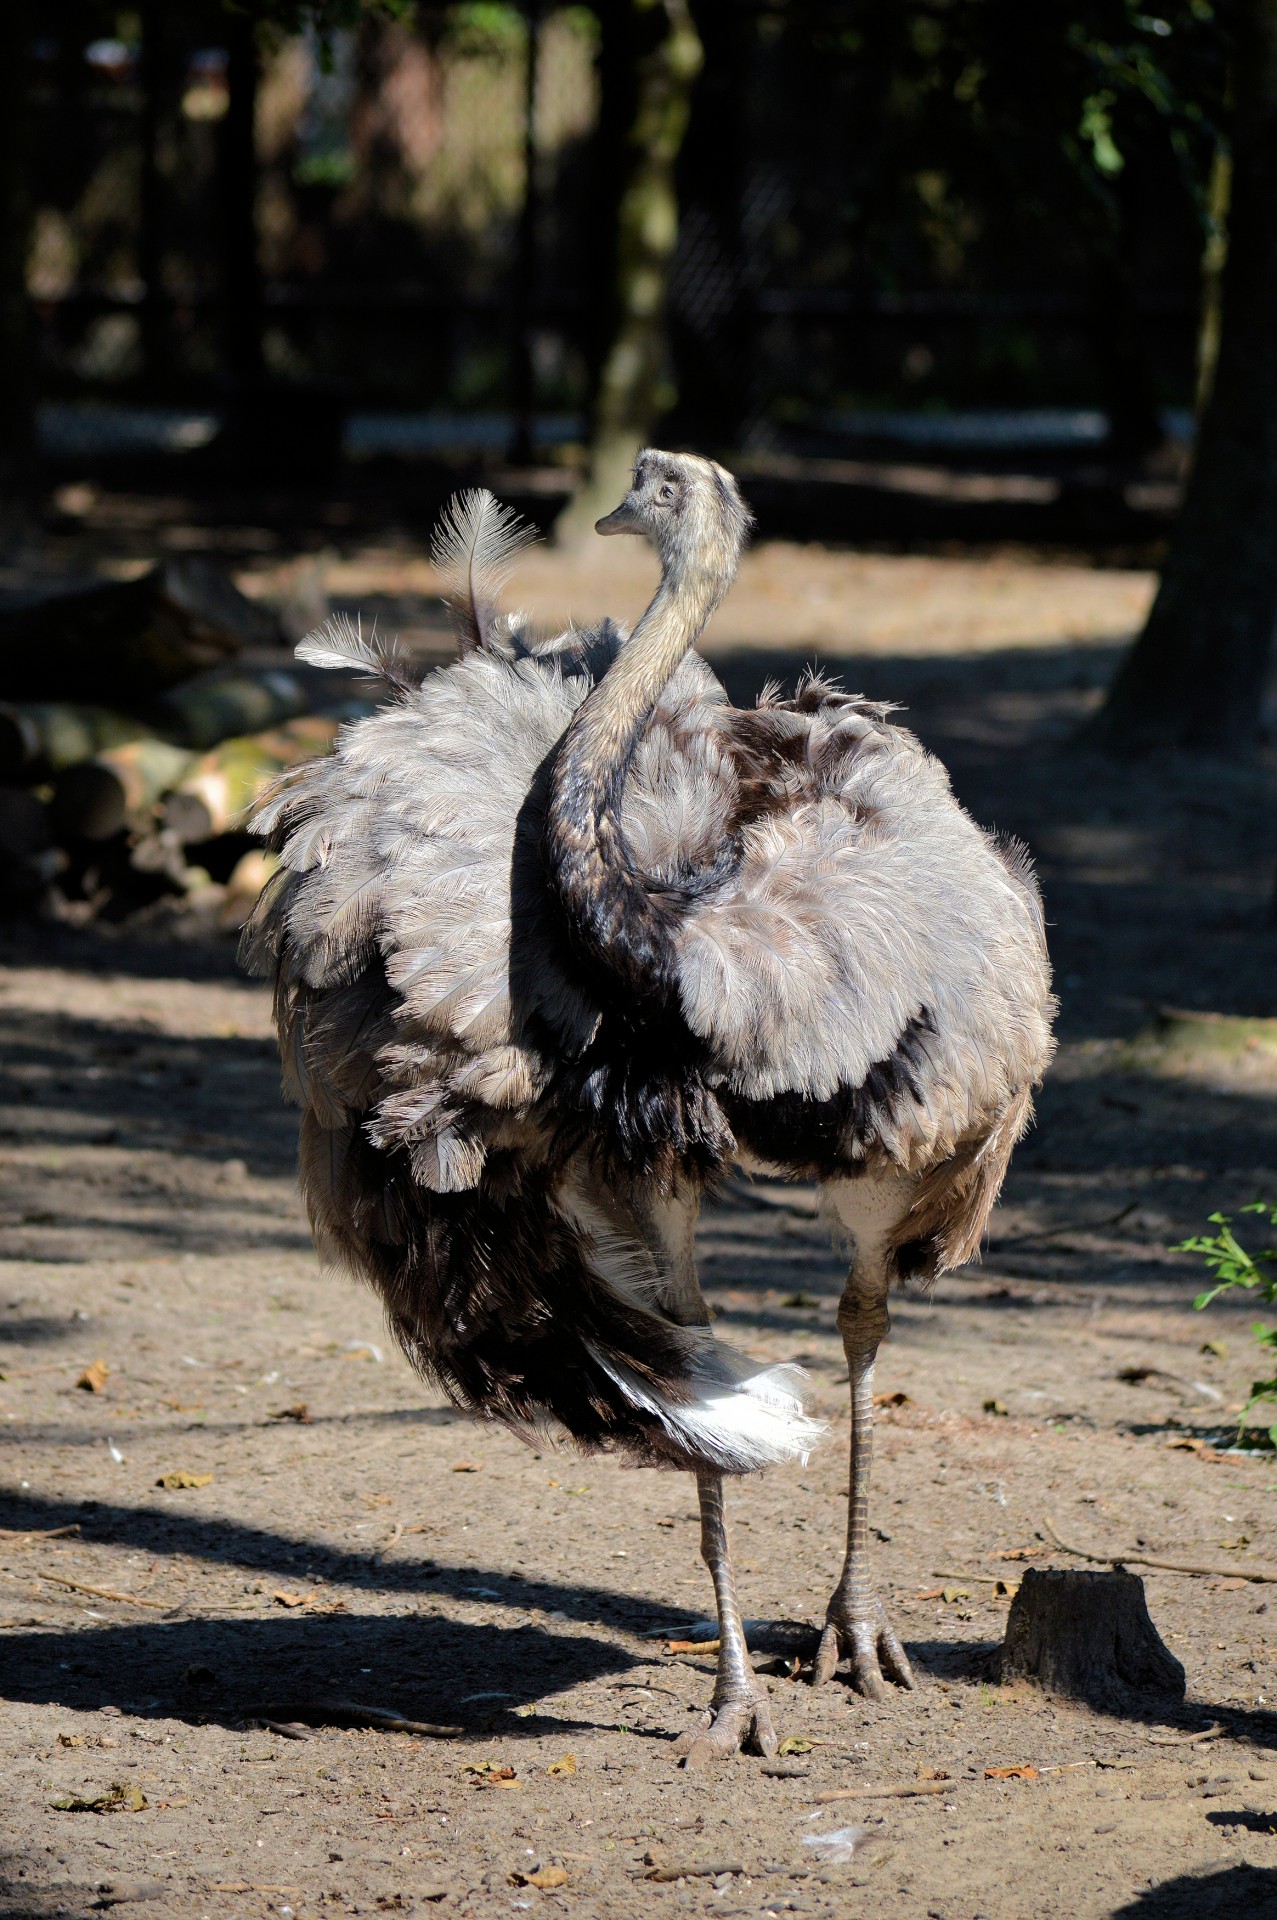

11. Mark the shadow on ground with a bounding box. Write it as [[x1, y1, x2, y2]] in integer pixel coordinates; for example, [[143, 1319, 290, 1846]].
[[1113, 1864, 1277, 1919]]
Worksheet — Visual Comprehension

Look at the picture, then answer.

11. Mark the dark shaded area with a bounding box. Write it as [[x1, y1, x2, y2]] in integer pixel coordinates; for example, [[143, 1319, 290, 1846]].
[[1, 1612, 637, 1741], [1112, 1866, 1277, 1920]]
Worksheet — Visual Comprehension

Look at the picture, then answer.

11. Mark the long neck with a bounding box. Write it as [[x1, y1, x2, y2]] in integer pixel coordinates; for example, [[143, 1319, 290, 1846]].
[[544, 559, 726, 1006]]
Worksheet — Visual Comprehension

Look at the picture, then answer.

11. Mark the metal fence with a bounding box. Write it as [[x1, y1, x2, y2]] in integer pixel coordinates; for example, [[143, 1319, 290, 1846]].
[[28, 2, 1203, 461]]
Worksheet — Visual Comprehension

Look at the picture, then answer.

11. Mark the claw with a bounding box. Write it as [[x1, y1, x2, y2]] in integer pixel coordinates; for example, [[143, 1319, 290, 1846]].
[[810, 1596, 915, 1697], [672, 1693, 777, 1767]]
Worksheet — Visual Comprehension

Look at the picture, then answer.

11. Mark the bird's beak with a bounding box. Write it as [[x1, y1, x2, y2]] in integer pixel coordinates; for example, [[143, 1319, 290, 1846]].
[[594, 493, 643, 536]]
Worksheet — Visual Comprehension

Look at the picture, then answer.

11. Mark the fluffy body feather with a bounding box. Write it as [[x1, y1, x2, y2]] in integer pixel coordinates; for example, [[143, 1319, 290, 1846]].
[[244, 463, 1052, 1478]]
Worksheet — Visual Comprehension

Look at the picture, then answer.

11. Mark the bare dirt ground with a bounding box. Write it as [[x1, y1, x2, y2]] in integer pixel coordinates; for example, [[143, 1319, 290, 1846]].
[[4, 520, 1277, 1920]]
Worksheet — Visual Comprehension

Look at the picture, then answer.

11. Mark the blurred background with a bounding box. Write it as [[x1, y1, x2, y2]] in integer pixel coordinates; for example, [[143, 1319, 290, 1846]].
[[0, 0, 1273, 941]]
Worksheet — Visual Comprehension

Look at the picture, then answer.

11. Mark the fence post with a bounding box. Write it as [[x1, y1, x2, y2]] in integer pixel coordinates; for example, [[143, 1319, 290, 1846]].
[[220, 8, 263, 381]]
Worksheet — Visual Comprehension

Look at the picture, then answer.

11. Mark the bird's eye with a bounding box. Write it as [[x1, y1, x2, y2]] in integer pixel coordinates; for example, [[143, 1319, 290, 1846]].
[[657, 482, 676, 504]]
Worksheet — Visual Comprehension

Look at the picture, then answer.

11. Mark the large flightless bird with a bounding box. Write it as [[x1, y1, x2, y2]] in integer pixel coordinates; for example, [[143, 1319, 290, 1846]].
[[244, 452, 1054, 1762]]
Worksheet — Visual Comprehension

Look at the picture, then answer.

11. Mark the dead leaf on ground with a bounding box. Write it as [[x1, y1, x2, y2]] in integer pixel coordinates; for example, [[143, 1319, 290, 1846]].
[[268, 1403, 311, 1423], [941, 1586, 971, 1604], [450, 1460, 482, 1473], [983, 1398, 1009, 1417], [995, 1578, 1022, 1598], [873, 1390, 911, 1408], [156, 1470, 213, 1490], [272, 1590, 314, 1610], [1200, 1339, 1227, 1357], [1221, 1534, 1252, 1552], [917, 1766, 951, 1781], [511, 1866, 570, 1890], [665, 1637, 719, 1655], [50, 1782, 147, 1814], [462, 1761, 520, 1788], [778, 1736, 825, 1755], [985, 1765, 1039, 1781], [76, 1360, 109, 1393], [546, 1753, 577, 1776], [780, 1293, 819, 1308]]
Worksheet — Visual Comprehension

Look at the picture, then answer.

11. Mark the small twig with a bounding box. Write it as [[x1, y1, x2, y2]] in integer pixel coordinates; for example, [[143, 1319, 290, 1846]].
[[809, 1781, 949, 1804], [0, 1359, 93, 1379], [665, 1638, 720, 1655], [38, 1573, 167, 1609], [1146, 1722, 1227, 1748], [0, 1524, 80, 1544], [931, 1571, 1017, 1586], [645, 1861, 745, 1882], [372, 1521, 404, 1561], [1043, 1515, 1277, 1584], [253, 1697, 461, 1738], [988, 1203, 1139, 1250], [208, 1886, 300, 1896]]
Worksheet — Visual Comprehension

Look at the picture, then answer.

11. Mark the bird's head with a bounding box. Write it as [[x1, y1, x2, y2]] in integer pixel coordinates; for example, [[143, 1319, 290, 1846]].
[[595, 450, 753, 587]]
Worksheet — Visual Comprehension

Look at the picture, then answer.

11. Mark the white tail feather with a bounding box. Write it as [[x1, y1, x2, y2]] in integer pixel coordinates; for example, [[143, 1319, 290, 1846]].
[[590, 1349, 825, 1473]]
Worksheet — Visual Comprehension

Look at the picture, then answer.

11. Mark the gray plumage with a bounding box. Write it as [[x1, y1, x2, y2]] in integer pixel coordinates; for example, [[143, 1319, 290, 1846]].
[[244, 455, 1054, 1750]]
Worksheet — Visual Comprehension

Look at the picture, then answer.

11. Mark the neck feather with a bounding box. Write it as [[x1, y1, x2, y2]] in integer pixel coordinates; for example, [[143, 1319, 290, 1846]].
[[544, 558, 726, 1004]]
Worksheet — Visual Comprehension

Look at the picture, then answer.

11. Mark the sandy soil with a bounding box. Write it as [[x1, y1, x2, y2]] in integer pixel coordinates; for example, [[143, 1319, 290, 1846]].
[[3, 531, 1277, 1920]]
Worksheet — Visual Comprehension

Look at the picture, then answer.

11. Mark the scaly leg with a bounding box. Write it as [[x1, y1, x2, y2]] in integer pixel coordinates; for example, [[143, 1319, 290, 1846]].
[[672, 1471, 777, 1766], [811, 1286, 914, 1697]]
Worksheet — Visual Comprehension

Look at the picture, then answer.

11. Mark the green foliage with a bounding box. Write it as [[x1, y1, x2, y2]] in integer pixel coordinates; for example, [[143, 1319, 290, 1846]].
[[1178, 1204, 1277, 1447]]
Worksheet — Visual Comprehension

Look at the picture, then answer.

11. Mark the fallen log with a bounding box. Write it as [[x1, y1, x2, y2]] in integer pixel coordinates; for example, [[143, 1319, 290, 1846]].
[[152, 666, 314, 752], [0, 702, 160, 781], [161, 715, 341, 842], [0, 557, 275, 704], [0, 787, 52, 862], [51, 741, 195, 842]]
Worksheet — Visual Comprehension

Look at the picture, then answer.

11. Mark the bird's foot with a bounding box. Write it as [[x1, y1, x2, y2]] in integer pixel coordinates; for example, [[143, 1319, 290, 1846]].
[[671, 1689, 777, 1768], [810, 1592, 914, 1699]]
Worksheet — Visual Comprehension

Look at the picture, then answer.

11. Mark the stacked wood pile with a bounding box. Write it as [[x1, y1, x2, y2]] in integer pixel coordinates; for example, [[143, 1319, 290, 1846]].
[[0, 561, 374, 928]]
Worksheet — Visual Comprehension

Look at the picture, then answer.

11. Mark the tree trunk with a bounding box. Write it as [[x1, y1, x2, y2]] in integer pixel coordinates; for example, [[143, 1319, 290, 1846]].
[[556, 0, 703, 545], [1093, 0, 1277, 754], [997, 1568, 1186, 1704], [0, 0, 34, 547]]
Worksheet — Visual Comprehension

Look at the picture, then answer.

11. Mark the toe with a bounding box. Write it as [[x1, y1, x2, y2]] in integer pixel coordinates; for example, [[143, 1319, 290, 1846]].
[[671, 1711, 712, 1761], [880, 1626, 915, 1689], [848, 1649, 889, 1701], [810, 1621, 842, 1687], [749, 1699, 778, 1757]]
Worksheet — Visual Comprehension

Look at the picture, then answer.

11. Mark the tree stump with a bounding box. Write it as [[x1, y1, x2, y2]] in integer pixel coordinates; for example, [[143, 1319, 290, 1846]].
[[997, 1568, 1185, 1705]]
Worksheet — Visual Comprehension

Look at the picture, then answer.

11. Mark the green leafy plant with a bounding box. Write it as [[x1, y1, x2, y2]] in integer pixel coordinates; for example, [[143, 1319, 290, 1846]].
[[1178, 1202, 1277, 1447]]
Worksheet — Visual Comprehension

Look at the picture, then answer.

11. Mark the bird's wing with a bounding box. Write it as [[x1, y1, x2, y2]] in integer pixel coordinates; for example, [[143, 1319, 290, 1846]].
[[242, 643, 603, 1192], [671, 678, 1055, 1159]]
